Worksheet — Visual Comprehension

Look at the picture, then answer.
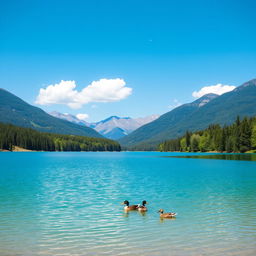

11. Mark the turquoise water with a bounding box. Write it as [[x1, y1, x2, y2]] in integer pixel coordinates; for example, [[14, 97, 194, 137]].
[[0, 152, 256, 256]]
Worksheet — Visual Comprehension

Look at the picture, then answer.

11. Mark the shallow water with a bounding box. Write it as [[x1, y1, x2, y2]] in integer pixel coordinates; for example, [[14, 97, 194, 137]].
[[0, 152, 255, 256]]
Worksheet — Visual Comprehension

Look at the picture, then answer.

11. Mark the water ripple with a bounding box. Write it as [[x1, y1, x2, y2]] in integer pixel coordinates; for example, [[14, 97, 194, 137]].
[[0, 152, 256, 255]]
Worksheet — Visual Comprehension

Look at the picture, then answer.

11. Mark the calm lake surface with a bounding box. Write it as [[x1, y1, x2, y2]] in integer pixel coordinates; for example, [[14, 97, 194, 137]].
[[0, 152, 255, 256]]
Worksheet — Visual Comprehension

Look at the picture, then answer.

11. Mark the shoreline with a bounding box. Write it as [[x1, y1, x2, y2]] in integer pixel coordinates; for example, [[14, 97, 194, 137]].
[[0, 146, 33, 152], [160, 150, 256, 154], [1, 148, 256, 154]]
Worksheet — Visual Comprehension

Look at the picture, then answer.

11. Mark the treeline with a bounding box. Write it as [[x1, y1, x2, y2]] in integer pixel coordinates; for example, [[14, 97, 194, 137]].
[[159, 116, 256, 153], [0, 122, 121, 151]]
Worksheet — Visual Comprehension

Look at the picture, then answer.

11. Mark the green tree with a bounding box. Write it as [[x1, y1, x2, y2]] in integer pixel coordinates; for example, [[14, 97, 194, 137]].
[[190, 134, 201, 152], [239, 117, 251, 152], [199, 132, 210, 152], [251, 121, 256, 149], [180, 137, 187, 151]]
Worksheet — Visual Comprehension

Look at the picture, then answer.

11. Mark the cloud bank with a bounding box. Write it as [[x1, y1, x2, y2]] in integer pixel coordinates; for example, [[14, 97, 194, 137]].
[[35, 78, 132, 109], [192, 83, 236, 98]]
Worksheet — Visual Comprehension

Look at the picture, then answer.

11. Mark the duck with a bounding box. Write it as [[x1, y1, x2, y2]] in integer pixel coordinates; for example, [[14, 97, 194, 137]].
[[137, 200, 148, 212], [122, 200, 138, 211], [158, 209, 177, 218]]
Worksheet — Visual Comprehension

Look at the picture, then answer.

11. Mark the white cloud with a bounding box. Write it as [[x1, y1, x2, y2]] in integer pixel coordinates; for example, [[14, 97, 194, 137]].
[[36, 80, 79, 108], [168, 99, 182, 109], [76, 113, 89, 121], [192, 83, 236, 98], [35, 78, 132, 109]]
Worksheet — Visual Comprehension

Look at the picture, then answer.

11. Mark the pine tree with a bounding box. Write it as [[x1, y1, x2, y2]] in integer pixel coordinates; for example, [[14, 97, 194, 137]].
[[239, 117, 251, 152]]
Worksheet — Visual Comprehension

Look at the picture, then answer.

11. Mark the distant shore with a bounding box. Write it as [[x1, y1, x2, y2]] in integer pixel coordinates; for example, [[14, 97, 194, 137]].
[[0, 146, 122, 152], [1, 148, 256, 154], [0, 146, 32, 152], [161, 150, 256, 154]]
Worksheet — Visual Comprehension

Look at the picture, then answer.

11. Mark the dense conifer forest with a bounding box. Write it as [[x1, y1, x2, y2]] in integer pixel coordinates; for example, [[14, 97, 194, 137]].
[[159, 116, 256, 153], [0, 123, 121, 151]]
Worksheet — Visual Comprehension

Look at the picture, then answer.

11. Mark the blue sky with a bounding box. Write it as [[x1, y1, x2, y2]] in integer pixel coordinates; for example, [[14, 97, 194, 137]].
[[1, 0, 256, 122]]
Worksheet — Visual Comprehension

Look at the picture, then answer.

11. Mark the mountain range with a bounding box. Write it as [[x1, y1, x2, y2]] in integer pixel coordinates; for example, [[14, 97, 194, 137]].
[[49, 112, 159, 140], [0, 89, 102, 138], [90, 115, 160, 139], [49, 111, 91, 127], [119, 78, 256, 150], [1, 78, 256, 150]]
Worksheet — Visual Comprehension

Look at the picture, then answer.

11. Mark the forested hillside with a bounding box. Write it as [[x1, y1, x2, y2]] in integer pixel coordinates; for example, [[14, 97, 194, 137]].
[[159, 116, 256, 153], [0, 89, 102, 138], [120, 78, 256, 150], [0, 123, 121, 151], [119, 94, 218, 149]]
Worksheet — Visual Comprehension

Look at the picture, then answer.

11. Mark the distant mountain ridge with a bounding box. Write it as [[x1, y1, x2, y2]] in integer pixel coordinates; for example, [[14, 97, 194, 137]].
[[50, 112, 160, 140], [190, 93, 218, 107], [90, 115, 160, 139], [0, 89, 102, 138], [119, 93, 219, 148], [2, 78, 255, 149], [119, 78, 256, 150], [49, 111, 90, 126]]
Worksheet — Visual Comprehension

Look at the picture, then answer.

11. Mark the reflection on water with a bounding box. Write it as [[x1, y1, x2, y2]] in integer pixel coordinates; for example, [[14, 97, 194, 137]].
[[139, 211, 147, 217], [159, 217, 176, 223], [122, 210, 147, 218], [165, 153, 256, 161]]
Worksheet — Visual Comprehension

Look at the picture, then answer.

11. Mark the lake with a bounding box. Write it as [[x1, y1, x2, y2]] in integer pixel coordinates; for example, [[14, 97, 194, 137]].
[[0, 152, 255, 256]]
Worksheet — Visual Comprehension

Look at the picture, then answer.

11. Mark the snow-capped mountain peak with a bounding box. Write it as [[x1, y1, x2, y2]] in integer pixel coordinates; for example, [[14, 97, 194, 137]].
[[49, 112, 159, 140]]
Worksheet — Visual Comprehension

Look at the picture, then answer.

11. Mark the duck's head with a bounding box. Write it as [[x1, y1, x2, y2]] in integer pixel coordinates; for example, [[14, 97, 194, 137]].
[[142, 200, 147, 206], [158, 209, 164, 214], [122, 200, 129, 206]]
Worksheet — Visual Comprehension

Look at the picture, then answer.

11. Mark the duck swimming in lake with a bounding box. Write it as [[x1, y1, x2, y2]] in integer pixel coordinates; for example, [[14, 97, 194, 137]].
[[122, 200, 138, 211], [158, 209, 177, 218], [137, 200, 148, 212]]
